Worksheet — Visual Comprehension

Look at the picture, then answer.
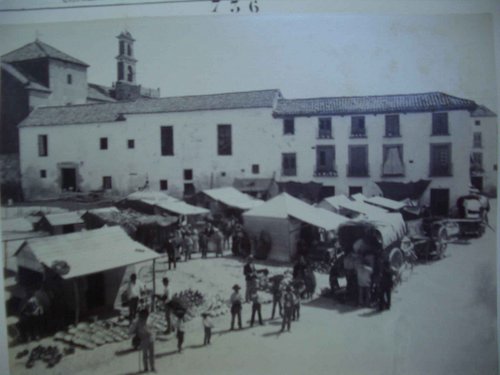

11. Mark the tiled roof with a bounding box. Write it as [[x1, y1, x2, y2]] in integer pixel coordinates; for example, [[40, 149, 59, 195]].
[[1, 62, 51, 92], [2, 40, 89, 67], [273, 92, 477, 117], [87, 83, 116, 103], [20, 89, 282, 127], [471, 105, 496, 117]]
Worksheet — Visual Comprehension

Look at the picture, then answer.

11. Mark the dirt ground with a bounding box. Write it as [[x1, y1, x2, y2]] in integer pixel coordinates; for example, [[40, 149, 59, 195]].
[[6, 201, 498, 375]]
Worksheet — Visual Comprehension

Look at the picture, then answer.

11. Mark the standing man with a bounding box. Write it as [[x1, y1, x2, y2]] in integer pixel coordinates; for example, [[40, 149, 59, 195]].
[[270, 276, 283, 319], [183, 231, 193, 261], [243, 257, 256, 303], [250, 289, 263, 327], [166, 234, 177, 270], [281, 286, 295, 332], [162, 277, 172, 334], [229, 284, 243, 330], [356, 257, 373, 307], [129, 308, 156, 373], [127, 273, 144, 323]]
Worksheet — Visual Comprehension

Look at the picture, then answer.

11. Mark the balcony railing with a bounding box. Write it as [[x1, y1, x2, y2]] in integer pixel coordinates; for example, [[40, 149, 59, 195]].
[[381, 163, 405, 177], [429, 162, 453, 177], [282, 168, 297, 177], [350, 132, 367, 139], [314, 167, 338, 177], [317, 132, 333, 139], [347, 164, 369, 177]]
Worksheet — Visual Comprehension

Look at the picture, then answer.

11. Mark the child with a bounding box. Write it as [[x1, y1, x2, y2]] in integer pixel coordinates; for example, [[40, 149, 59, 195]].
[[176, 312, 186, 353], [201, 312, 214, 345]]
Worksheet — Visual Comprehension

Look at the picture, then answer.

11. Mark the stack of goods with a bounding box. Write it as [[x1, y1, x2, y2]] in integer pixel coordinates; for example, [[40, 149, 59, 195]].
[[203, 294, 230, 317], [309, 260, 331, 274], [53, 320, 129, 350], [19, 345, 64, 369], [169, 289, 205, 319]]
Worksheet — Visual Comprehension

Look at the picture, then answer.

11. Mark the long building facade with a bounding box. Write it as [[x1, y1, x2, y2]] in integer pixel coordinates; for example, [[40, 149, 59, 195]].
[[18, 88, 497, 216]]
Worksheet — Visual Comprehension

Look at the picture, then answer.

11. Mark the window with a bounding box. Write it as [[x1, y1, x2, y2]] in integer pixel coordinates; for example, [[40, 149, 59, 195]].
[[118, 61, 124, 81], [160, 180, 168, 191], [161, 126, 174, 156], [318, 118, 332, 138], [252, 164, 260, 174], [40, 170, 47, 178], [432, 113, 449, 135], [184, 169, 193, 180], [184, 183, 195, 196], [315, 145, 336, 176], [475, 120, 481, 126], [127, 44, 132, 56], [119, 40, 125, 55], [217, 124, 232, 155], [348, 145, 369, 176], [282, 153, 297, 176], [67, 74, 72, 84], [382, 145, 404, 176], [473, 132, 482, 148], [430, 143, 452, 176], [38, 135, 48, 156], [127, 66, 134, 83], [351, 116, 366, 137], [283, 118, 295, 135], [470, 152, 483, 173], [102, 176, 112, 190], [100, 137, 108, 150], [385, 115, 400, 137], [128, 139, 135, 149]]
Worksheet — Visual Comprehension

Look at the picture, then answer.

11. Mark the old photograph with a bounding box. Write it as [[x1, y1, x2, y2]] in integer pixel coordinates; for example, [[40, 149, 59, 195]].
[[0, 6, 498, 375]]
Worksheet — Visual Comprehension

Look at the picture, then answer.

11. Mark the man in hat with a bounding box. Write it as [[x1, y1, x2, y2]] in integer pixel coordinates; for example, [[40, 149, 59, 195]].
[[281, 285, 295, 332], [243, 257, 256, 302], [250, 289, 263, 327], [166, 234, 177, 270], [229, 284, 243, 330]]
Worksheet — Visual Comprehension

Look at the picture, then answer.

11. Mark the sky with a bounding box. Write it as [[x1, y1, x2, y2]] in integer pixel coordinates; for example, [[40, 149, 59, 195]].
[[0, 13, 497, 110]]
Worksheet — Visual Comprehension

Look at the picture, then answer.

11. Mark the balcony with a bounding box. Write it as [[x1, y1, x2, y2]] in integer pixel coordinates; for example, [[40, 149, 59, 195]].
[[350, 132, 367, 139], [282, 168, 297, 177], [429, 162, 453, 177], [347, 164, 369, 177], [317, 132, 333, 139], [314, 167, 338, 177], [381, 163, 405, 177]]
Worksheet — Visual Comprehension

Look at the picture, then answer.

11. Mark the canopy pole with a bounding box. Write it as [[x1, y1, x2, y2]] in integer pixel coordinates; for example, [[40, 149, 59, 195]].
[[73, 279, 80, 325], [151, 259, 156, 312]]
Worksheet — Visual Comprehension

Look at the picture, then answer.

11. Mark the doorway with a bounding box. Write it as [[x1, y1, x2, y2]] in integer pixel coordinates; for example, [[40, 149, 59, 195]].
[[430, 188, 450, 216], [61, 168, 77, 191], [86, 273, 106, 311]]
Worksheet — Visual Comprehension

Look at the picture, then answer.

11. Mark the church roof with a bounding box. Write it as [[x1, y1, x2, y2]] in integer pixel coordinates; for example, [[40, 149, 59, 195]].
[[273, 92, 477, 117], [87, 83, 116, 103], [20, 89, 282, 127], [471, 105, 496, 117], [1, 39, 89, 67], [1, 62, 51, 93]]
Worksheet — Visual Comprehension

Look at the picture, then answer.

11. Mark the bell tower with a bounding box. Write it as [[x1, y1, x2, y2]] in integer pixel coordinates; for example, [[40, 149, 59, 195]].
[[112, 30, 160, 101], [116, 31, 137, 83]]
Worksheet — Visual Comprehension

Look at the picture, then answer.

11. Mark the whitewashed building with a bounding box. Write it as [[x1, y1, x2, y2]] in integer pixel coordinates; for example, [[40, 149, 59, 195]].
[[18, 89, 496, 216]]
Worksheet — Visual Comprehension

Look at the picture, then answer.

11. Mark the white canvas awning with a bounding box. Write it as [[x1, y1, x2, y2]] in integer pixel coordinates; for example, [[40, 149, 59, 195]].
[[365, 196, 406, 211], [155, 201, 209, 216], [244, 193, 348, 231], [1, 217, 33, 232], [338, 199, 388, 219], [321, 195, 353, 211], [16, 227, 160, 279], [44, 212, 84, 226], [203, 187, 264, 210], [367, 213, 407, 248]]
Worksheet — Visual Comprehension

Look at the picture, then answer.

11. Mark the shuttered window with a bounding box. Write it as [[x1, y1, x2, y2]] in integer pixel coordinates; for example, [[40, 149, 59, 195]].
[[161, 126, 174, 156]]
